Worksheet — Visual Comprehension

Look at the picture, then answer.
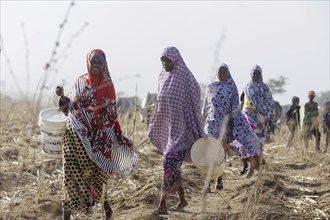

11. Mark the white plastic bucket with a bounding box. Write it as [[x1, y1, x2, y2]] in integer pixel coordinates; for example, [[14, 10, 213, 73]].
[[191, 137, 226, 180], [38, 107, 67, 157]]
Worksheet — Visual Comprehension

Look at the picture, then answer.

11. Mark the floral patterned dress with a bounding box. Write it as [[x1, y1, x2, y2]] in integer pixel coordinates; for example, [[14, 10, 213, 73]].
[[202, 68, 261, 159]]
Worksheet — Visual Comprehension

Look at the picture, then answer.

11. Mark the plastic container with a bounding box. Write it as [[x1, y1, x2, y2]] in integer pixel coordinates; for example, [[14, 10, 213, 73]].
[[191, 137, 226, 180], [38, 107, 67, 157]]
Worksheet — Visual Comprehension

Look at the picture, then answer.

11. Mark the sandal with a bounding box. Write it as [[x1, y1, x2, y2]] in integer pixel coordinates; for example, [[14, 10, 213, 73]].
[[152, 207, 168, 216]]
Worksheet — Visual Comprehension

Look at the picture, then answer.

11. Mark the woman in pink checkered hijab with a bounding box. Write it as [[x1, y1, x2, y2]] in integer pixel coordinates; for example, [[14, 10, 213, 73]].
[[148, 46, 203, 215]]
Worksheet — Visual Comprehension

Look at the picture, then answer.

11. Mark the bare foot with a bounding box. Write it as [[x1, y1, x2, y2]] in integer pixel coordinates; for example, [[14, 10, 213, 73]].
[[153, 206, 168, 215], [169, 200, 189, 211], [247, 169, 254, 178], [177, 200, 189, 209]]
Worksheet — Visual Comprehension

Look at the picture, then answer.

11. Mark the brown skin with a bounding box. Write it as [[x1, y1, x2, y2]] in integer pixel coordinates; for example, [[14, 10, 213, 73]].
[[222, 142, 230, 151], [308, 95, 315, 105], [305, 95, 318, 114], [252, 69, 262, 82], [157, 181, 188, 213], [90, 55, 105, 75], [55, 86, 67, 104], [218, 66, 229, 81], [161, 56, 174, 72], [55, 86, 64, 98], [293, 98, 300, 106]]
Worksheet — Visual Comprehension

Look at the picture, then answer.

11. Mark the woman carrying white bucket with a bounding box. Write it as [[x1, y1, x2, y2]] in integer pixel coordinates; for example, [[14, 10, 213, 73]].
[[201, 63, 263, 193], [55, 49, 138, 220]]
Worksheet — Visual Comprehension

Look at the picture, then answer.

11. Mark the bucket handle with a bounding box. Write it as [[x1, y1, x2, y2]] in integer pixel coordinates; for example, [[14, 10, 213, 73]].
[[216, 156, 225, 166]]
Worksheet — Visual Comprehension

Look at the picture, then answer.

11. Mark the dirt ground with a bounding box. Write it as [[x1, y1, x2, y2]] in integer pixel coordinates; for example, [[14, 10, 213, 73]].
[[0, 100, 329, 220]]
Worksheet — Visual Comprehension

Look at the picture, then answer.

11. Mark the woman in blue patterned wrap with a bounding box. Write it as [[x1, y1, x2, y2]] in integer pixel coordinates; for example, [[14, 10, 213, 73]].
[[202, 63, 263, 192], [241, 65, 276, 143]]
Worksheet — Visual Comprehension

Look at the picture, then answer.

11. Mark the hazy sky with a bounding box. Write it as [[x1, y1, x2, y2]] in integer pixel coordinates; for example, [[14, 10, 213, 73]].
[[1, 0, 329, 105]]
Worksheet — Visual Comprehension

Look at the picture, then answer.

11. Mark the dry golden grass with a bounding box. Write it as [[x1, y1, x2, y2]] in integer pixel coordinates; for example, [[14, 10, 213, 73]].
[[1, 98, 329, 220]]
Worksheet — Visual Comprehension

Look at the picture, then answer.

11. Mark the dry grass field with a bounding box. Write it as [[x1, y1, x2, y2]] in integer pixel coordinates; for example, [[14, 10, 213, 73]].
[[1, 97, 329, 220]]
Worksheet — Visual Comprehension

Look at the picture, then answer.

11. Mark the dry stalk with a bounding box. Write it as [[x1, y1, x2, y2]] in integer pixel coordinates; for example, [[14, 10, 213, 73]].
[[0, 102, 15, 137], [201, 114, 230, 216], [0, 39, 25, 98], [100, 183, 107, 220], [21, 22, 31, 97], [132, 84, 138, 142], [137, 138, 149, 147], [244, 154, 265, 220], [35, 167, 45, 203], [33, 1, 75, 115], [49, 22, 89, 85], [210, 28, 226, 80]]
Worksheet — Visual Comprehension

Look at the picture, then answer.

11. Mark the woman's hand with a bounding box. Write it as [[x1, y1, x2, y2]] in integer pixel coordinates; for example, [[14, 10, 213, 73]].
[[222, 142, 230, 152]]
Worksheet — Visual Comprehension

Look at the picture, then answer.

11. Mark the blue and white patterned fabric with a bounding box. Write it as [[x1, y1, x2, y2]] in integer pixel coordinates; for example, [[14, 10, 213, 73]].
[[243, 65, 275, 121], [202, 63, 261, 159]]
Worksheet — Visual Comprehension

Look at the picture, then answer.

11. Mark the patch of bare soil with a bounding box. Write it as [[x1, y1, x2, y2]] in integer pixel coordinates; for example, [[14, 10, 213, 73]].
[[1, 100, 329, 220]]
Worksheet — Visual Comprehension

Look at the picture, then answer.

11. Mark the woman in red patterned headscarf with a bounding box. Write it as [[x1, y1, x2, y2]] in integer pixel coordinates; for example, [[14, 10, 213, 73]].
[[56, 49, 138, 220]]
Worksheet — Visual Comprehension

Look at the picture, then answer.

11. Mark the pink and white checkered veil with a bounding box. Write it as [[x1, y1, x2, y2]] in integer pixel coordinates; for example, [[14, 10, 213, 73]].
[[148, 47, 204, 155]]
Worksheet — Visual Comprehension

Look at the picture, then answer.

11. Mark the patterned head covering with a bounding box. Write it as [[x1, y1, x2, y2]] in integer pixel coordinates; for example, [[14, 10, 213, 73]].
[[244, 65, 275, 119], [148, 46, 203, 154], [68, 49, 137, 175], [250, 64, 263, 81], [219, 63, 229, 70]]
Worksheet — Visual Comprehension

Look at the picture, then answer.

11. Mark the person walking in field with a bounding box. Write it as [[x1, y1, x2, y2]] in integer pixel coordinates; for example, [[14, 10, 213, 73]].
[[321, 99, 330, 153], [241, 65, 276, 144], [302, 90, 321, 155], [285, 96, 301, 148], [148, 46, 204, 215], [55, 49, 138, 220], [201, 63, 263, 193]]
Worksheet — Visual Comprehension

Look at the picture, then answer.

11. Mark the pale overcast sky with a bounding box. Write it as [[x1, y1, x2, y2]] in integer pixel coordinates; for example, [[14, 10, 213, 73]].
[[1, 0, 329, 105]]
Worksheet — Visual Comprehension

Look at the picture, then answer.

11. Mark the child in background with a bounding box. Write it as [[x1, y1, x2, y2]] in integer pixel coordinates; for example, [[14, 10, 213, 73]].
[[302, 90, 321, 155], [285, 96, 301, 148]]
